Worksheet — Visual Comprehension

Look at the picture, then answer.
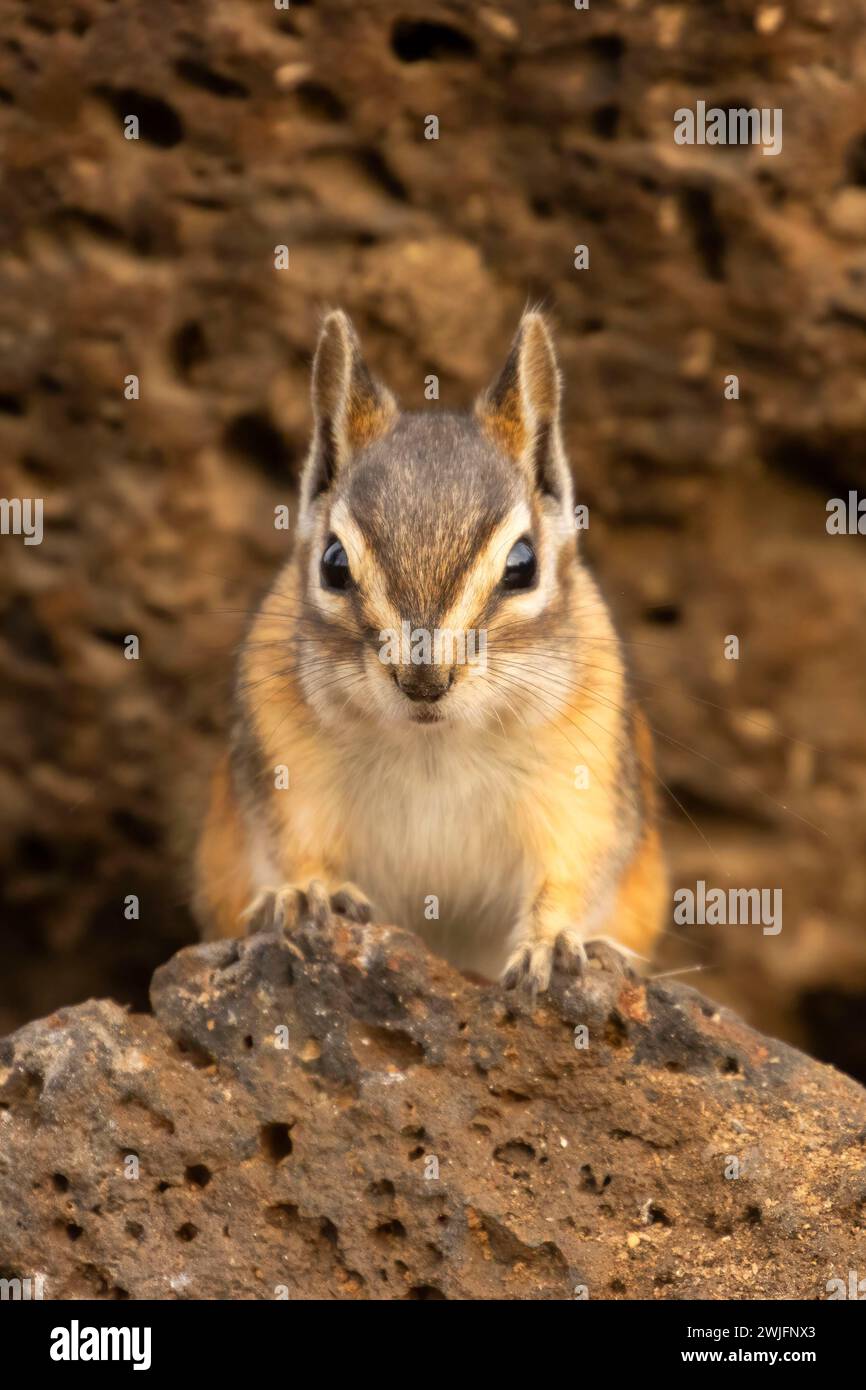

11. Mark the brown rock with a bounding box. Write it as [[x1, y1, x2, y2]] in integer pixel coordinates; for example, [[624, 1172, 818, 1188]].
[[1, 920, 864, 1300]]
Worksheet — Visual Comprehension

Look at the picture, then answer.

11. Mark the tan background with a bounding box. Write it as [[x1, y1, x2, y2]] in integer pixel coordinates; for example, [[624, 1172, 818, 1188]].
[[1, 0, 865, 1079]]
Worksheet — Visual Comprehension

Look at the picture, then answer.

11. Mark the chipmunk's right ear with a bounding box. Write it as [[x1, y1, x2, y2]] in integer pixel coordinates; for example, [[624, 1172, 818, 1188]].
[[301, 311, 397, 510]]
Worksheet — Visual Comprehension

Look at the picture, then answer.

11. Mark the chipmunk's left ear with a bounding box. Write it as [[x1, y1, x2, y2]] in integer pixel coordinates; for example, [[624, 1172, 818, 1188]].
[[476, 311, 573, 511], [301, 310, 397, 512]]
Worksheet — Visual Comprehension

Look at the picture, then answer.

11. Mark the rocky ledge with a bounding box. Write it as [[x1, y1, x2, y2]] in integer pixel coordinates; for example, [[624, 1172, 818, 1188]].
[[1, 918, 865, 1300]]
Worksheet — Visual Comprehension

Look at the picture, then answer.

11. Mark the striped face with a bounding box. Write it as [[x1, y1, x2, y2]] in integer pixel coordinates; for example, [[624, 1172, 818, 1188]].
[[296, 412, 580, 730], [289, 308, 581, 731]]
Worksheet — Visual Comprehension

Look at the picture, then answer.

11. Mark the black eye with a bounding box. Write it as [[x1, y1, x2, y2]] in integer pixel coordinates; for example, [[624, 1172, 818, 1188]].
[[502, 538, 537, 592], [321, 536, 351, 592]]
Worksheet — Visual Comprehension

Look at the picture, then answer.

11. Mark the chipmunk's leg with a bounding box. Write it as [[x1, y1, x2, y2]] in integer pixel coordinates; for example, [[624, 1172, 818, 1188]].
[[503, 805, 666, 996], [505, 761, 667, 1000], [194, 761, 373, 938], [244, 878, 374, 936], [194, 755, 255, 941], [502, 874, 649, 996], [502, 880, 596, 995]]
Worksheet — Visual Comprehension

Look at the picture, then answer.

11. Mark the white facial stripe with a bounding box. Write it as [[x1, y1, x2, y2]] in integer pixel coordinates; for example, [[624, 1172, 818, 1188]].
[[437, 499, 565, 634], [309, 497, 562, 638], [327, 498, 368, 579], [437, 504, 530, 631], [310, 497, 401, 631]]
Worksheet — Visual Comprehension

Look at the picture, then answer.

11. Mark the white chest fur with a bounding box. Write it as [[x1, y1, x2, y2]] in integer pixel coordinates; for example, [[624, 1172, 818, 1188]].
[[309, 723, 534, 979]]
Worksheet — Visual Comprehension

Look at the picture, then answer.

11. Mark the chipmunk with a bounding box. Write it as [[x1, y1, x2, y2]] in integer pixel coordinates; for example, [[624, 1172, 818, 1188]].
[[193, 309, 666, 992]]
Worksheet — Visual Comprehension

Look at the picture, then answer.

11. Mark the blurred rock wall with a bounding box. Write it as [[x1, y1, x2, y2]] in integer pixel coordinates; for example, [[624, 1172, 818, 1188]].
[[1, 0, 865, 1074]]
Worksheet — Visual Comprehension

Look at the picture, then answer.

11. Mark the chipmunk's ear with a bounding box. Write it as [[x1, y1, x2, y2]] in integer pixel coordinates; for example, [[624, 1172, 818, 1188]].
[[476, 311, 573, 510], [302, 310, 397, 508]]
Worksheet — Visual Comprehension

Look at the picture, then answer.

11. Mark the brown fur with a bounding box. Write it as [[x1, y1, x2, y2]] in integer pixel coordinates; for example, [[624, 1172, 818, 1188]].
[[194, 753, 254, 940], [194, 310, 667, 990]]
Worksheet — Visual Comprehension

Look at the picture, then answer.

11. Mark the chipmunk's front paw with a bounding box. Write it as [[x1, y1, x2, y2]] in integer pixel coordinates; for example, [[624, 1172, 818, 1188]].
[[502, 932, 589, 997], [243, 880, 374, 936], [243, 883, 326, 935]]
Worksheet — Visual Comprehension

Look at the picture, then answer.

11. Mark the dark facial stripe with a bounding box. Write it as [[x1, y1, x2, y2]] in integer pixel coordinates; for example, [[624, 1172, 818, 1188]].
[[344, 412, 521, 629]]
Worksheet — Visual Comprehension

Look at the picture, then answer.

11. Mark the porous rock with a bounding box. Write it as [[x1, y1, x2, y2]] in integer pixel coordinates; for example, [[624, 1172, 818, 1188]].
[[1, 918, 864, 1299]]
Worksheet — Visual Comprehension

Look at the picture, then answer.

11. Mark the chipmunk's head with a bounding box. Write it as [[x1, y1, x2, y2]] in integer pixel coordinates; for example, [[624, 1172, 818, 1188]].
[[295, 309, 582, 730]]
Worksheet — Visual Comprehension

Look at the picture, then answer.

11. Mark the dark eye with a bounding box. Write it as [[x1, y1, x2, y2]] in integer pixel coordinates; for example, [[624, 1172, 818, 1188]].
[[502, 538, 537, 592], [321, 536, 351, 592]]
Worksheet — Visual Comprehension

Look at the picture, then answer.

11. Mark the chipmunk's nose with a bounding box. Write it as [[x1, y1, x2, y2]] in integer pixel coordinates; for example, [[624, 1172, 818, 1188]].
[[392, 668, 455, 703]]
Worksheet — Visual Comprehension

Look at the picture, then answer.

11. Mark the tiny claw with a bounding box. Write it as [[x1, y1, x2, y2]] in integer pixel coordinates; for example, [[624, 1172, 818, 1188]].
[[242, 888, 290, 937], [330, 883, 374, 924], [502, 941, 554, 997], [583, 937, 641, 981], [502, 931, 601, 998], [241, 884, 315, 937], [305, 879, 331, 929], [553, 933, 589, 977]]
